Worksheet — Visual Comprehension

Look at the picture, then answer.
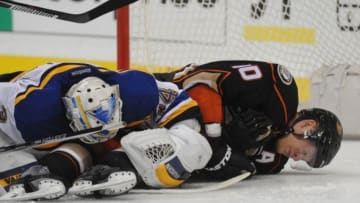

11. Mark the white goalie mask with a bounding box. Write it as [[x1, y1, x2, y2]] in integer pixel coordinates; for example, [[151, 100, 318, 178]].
[[63, 77, 123, 144]]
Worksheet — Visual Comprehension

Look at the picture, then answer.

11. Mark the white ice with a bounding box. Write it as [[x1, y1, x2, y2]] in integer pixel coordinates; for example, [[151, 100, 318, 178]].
[[58, 140, 360, 203]]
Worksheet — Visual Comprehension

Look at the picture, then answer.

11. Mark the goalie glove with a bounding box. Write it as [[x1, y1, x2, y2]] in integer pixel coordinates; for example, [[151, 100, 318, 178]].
[[121, 125, 212, 188], [223, 108, 272, 151]]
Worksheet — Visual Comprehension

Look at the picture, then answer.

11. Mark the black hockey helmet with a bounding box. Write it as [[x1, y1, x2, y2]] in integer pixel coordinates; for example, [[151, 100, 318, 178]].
[[290, 108, 343, 168]]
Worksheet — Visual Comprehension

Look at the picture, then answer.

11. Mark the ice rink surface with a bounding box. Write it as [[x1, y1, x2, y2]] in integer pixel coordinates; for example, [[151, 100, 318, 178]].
[[58, 140, 359, 203]]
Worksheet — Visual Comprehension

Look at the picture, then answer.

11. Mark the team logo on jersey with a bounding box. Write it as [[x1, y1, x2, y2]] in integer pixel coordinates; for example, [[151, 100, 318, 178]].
[[277, 65, 293, 85], [157, 88, 178, 116], [159, 88, 178, 104], [0, 105, 7, 123]]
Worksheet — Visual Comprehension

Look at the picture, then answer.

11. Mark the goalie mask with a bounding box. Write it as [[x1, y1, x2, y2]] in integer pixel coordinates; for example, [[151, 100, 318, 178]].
[[63, 77, 123, 144], [288, 108, 343, 168]]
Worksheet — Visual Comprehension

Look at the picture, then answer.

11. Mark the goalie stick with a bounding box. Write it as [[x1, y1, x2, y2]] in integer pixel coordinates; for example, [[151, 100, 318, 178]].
[[132, 172, 251, 194], [0, 0, 138, 23], [0, 122, 125, 153]]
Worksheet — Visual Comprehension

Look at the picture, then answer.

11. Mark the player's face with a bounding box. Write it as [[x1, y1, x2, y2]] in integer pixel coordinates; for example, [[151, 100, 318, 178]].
[[277, 119, 318, 163]]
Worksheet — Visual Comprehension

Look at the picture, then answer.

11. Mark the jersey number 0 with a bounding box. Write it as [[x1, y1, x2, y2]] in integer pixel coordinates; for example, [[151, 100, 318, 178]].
[[233, 65, 262, 81]]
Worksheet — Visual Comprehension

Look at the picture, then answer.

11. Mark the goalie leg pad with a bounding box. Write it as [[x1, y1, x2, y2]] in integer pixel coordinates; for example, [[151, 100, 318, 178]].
[[121, 125, 212, 188], [169, 124, 213, 171]]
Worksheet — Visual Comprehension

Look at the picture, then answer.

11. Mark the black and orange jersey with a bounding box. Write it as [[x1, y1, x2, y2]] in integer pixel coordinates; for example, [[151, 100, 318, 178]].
[[172, 60, 298, 131], [155, 60, 299, 174]]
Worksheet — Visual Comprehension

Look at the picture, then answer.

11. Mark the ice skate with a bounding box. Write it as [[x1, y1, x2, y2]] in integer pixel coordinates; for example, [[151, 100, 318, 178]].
[[69, 165, 137, 197], [0, 165, 66, 201]]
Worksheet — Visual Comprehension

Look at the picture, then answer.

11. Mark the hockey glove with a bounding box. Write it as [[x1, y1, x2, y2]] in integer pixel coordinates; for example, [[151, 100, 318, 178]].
[[223, 108, 272, 150], [192, 139, 256, 181]]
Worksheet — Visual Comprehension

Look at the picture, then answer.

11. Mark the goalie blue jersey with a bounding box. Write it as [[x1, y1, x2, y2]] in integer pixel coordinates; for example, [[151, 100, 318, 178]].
[[0, 63, 199, 144]]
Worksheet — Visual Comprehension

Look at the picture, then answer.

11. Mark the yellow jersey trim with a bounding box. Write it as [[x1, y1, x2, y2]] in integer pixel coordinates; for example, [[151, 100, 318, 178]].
[[15, 64, 81, 105]]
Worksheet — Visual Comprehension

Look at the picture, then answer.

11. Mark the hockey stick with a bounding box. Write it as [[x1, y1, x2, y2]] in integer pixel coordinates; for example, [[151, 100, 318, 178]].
[[0, 122, 125, 153], [0, 0, 138, 23], [131, 172, 251, 194], [67, 172, 250, 196]]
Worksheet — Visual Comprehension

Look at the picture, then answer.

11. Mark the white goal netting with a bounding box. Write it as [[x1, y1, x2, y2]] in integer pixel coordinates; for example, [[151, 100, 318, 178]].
[[124, 0, 360, 137]]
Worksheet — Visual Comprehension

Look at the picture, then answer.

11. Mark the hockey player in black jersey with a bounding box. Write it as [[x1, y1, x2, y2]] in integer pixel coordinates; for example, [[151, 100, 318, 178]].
[[155, 60, 343, 180]]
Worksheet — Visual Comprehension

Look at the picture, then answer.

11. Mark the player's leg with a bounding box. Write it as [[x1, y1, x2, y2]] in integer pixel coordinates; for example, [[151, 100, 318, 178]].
[[0, 151, 38, 193], [0, 142, 93, 200], [0, 130, 38, 194]]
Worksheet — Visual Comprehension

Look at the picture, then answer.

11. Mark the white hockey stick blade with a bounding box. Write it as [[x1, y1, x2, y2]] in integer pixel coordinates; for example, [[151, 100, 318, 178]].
[[68, 171, 136, 195], [0, 0, 138, 23], [132, 172, 251, 194], [0, 179, 65, 201]]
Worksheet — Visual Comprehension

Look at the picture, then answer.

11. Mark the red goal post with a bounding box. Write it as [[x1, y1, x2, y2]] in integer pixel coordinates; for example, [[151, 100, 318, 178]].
[[116, 6, 130, 70]]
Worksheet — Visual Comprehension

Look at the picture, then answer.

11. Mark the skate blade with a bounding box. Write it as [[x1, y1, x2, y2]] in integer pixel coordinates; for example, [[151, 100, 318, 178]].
[[68, 171, 136, 195]]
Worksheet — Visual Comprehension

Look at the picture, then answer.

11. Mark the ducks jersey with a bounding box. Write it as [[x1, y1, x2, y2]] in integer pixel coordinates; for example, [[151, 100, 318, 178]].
[[155, 60, 299, 174]]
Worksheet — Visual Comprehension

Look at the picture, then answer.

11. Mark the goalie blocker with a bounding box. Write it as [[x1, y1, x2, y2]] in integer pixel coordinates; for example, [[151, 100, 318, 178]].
[[121, 124, 212, 188]]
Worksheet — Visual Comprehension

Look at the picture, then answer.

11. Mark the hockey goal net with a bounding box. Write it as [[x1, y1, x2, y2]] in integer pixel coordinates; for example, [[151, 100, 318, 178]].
[[118, 0, 360, 137]]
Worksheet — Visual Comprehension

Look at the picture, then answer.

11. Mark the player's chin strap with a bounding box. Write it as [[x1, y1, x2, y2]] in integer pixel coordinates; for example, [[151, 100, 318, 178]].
[[277, 115, 301, 138], [282, 117, 319, 141]]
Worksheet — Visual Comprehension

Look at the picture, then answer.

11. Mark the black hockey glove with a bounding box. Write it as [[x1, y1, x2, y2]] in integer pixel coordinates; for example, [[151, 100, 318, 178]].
[[223, 108, 272, 151], [192, 140, 256, 181]]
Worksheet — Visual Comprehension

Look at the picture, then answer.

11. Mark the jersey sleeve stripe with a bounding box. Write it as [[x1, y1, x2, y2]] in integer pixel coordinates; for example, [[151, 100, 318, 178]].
[[157, 98, 198, 127], [15, 64, 81, 105], [269, 63, 289, 124], [173, 69, 231, 96]]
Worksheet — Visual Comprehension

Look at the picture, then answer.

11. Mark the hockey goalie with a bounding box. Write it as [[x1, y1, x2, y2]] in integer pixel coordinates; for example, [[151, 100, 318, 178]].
[[0, 62, 212, 200]]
